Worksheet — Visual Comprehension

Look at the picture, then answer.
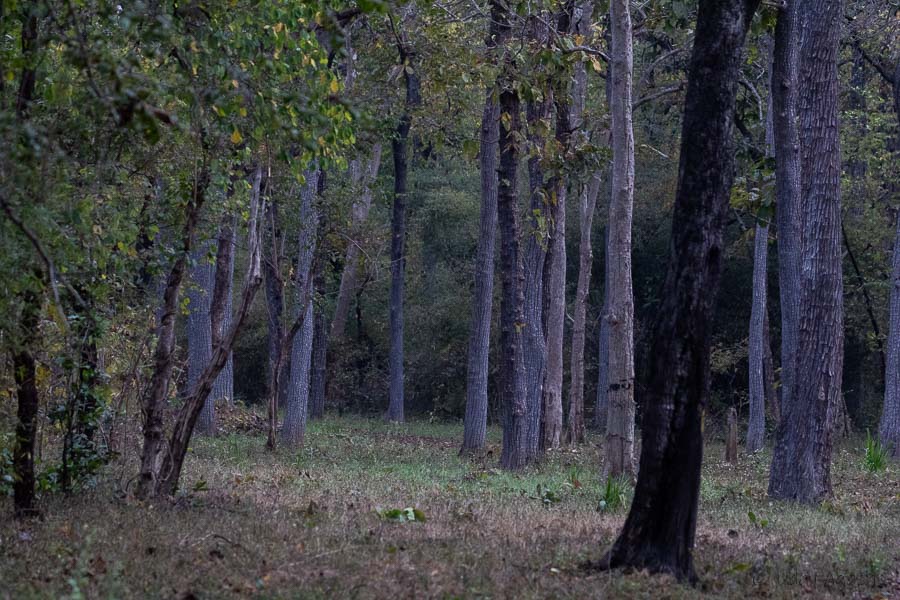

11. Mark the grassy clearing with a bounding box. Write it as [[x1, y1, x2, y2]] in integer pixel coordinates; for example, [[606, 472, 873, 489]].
[[2, 415, 899, 599]]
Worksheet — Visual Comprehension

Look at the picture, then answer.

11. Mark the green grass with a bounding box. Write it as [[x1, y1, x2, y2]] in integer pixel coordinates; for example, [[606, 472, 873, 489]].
[[2, 415, 899, 599]]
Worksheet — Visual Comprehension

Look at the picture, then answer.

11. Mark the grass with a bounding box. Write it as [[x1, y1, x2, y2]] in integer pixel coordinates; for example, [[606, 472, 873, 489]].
[[1, 414, 899, 599]]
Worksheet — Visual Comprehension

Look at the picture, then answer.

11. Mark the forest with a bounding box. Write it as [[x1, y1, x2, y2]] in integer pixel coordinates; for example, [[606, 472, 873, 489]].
[[1, 0, 899, 597]]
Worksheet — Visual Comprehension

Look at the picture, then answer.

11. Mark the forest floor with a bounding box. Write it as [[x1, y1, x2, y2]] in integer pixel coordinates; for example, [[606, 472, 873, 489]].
[[2, 414, 899, 599]]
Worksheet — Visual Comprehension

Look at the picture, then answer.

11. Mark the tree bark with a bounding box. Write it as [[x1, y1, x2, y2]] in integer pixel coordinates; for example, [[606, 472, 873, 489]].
[[769, 0, 844, 504], [747, 224, 768, 453], [263, 200, 290, 409], [282, 170, 319, 447], [595, 232, 610, 431], [387, 33, 421, 423], [186, 239, 215, 435], [462, 89, 500, 452], [331, 145, 382, 339], [604, 0, 637, 479], [309, 300, 328, 420], [13, 292, 39, 517], [596, 0, 759, 580], [211, 215, 236, 406]]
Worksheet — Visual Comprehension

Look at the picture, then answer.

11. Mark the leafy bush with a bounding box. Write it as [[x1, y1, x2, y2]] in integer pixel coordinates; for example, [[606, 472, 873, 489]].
[[864, 430, 888, 473]]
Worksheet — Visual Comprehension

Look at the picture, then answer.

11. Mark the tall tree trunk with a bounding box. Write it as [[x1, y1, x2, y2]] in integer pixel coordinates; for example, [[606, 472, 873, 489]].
[[596, 0, 759, 580], [604, 0, 636, 478], [309, 300, 328, 420], [263, 200, 289, 409], [387, 37, 421, 423], [565, 1, 596, 446], [595, 230, 611, 431], [747, 224, 769, 453], [211, 215, 236, 406], [282, 170, 319, 447], [769, 0, 844, 504], [331, 145, 382, 339], [186, 239, 215, 435], [772, 0, 802, 420], [13, 293, 39, 517], [763, 310, 780, 423], [462, 90, 500, 452]]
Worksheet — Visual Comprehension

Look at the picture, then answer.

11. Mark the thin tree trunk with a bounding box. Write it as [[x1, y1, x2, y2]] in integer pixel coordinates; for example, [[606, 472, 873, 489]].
[[747, 223, 768, 453], [568, 175, 600, 444], [596, 0, 758, 580], [13, 292, 39, 517], [388, 35, 421, 423], [331, 145, 382, 339], [565, 1, 596, 446], [769, 0, 844, 504], [462, 89, 500, 452], [763, 310, 780, 423], [309, 301, 327, 420], [187, 239, 215, 435], [604, 0, 636, 478], [263, 200, 289, 409], [595, 229, 610, 431]]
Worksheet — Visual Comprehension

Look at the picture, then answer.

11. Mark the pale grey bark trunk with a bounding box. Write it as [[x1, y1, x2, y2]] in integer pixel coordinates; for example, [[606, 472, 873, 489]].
[[605, 0, 636, 478], [769, 0, 844, 503], [211, 216, 235, 406], [881, 216, 900, 457], [747, 223, 769, 453], [187, 240, 215, 435], [282, 170, 319, 447], [541, 177, 565, 451], [462, 89, 500, 452], [331, 145, 382, 339]]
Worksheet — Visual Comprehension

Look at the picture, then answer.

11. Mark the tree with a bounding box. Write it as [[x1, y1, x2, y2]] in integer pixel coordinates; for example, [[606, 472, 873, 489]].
[[211, 216, 236, 407], [387, 8, 421, 423], [747, 223, 769, 453], [604, 0, 637, 478], [769, 0, 844, 503], [186, 240, 215, 435], [595, 0, 760, 580]]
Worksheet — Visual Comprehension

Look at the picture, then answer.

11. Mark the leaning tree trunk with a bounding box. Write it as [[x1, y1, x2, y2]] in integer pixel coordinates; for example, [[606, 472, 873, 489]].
[[282, 170, 320, 447], [387, 41, 421, 423], [881, 218, 900, 456], [747, 223, 769, 453], [211, 215, 236, 406], [462, 89, 500, 453], [186, 239, 215, 435], [769, 0, 843, 504], [604, 0, 636, 478], [331, 145, 382, 339], [596, 0, 759, 581]]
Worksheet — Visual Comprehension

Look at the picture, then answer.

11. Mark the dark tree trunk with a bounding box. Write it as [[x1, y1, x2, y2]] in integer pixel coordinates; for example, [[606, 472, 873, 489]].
[[596, 0, 759, 581], [13, 294, 39, 517], [462, 88, 500, 453], [387, 38, 421, 423], [309, 301, 328, 420], [595, 227, 611, 431], [769, 0, 844, 504]]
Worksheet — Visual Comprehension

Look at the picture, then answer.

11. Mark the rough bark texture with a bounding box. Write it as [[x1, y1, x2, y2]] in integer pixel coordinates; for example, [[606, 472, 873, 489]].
[[769, 0, 844, 504], [462, 90, 500, 452], [282, 170, 320, 447], [604, 0, 636, 479], [211, 216, 235, 406], [186, 240, 215, 435], [747, 224, 769, 453], [597, 0, 758, 580], [771, 0, 802, 418], [388, 37, 421, 423], [331, 145, 382, 339]]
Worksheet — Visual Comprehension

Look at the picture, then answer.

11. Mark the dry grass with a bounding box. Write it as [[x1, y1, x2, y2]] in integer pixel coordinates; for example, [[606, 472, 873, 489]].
[[2, 415, 899, 599]]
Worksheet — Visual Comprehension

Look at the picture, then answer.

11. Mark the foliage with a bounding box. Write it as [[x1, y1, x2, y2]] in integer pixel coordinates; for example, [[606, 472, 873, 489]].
[[597, 475, 630, 513], [863, 430, 888, 474]]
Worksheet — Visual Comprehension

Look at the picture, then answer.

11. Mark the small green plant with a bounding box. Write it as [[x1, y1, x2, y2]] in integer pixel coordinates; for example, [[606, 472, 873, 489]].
[[747, 510, 769, 529], [379, 507, 427, 523], [864, 431, 888, 473], [597, 476, 629, 513]]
